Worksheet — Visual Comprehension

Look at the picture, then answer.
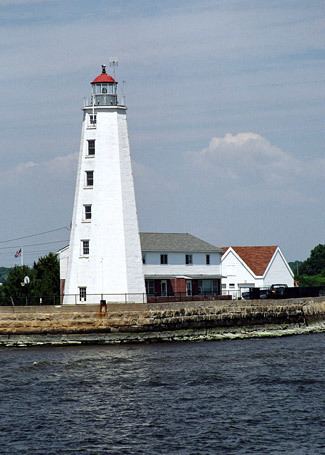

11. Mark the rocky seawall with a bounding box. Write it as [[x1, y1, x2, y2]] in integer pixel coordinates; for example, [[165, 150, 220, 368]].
[[0, 298, 324, 347]]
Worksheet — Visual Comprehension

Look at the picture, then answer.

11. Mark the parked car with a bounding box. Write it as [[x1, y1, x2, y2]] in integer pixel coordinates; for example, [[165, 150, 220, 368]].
[[268, 284, 288, 298]]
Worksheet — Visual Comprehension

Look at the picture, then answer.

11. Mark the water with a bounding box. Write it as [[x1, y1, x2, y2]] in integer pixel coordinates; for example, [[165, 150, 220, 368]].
[[0, 334, 324, 454]]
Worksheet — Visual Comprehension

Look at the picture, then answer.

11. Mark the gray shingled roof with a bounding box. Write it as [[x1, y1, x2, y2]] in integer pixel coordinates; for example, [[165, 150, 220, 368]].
[[140, 232, 222, 253]]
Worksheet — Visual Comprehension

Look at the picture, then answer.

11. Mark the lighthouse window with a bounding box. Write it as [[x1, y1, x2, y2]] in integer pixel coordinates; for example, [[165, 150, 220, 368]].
[[79, 287, 87, 302], [87, 140, 95, 155], [81, 240, 90, 256], [89, 114, 96, 125], [84, 204, 92, 220], [85, 171, 94, 187]]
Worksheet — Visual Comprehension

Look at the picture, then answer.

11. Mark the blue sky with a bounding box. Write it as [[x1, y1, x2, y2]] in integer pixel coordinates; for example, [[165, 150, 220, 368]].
[[0, 0, 324, 266]]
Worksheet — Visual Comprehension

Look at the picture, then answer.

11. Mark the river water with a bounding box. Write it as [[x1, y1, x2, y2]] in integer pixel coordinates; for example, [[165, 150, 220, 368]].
[[0, 334, 324, 454]]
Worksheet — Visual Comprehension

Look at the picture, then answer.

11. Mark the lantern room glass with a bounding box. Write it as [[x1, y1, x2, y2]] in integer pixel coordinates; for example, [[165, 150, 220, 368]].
[[91, 82, 118, 106]]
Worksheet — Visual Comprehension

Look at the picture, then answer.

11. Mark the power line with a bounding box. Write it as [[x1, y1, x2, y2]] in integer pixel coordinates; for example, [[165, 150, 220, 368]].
[[0, 249, 59, 256], [0, 239, 69, 251], [23, 251, 58, 255], [0, 226, 70, 244]]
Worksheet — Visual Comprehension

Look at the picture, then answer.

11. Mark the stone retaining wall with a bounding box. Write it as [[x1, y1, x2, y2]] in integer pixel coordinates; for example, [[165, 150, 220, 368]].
[[0, 298, 324, 337]]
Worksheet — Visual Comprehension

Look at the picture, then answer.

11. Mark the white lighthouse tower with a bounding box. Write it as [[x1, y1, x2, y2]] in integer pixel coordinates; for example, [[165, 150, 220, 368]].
[[63, 65, 146, 304]]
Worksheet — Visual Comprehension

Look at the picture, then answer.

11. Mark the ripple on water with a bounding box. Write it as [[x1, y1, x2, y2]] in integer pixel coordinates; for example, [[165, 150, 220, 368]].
[[0, 334, 324, 454]]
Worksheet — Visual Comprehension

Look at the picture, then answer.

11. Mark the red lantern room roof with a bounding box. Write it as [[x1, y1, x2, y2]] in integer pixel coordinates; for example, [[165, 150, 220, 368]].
[[91, 65, 116, 84]]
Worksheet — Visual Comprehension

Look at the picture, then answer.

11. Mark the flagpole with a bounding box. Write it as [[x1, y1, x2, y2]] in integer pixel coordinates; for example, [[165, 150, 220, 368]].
[[21, 248, 24, 267]]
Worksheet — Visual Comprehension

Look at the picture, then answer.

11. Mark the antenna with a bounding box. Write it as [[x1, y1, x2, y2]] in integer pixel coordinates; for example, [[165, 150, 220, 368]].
[[109, 59, 119, 78]]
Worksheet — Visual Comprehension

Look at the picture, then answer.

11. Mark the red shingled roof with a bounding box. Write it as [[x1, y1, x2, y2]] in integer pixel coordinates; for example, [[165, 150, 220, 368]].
[[91, 73, 116, 84], [225, 245, 278, 276]]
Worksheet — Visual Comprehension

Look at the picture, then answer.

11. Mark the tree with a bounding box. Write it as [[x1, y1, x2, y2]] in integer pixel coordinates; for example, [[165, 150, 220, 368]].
[[0, 252, 60, 305], [299, 244, 325, 276], [289, 260, 303, 278], [2, 265, 35, 306], [33, 252, 60, 302]]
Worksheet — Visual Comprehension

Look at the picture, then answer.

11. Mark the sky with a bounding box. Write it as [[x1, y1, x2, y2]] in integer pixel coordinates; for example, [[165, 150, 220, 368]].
[[0, 0, 324, 266]]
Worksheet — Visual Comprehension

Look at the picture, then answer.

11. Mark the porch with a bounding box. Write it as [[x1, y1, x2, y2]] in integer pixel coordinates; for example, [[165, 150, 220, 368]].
[[145, 276, 222, 302]]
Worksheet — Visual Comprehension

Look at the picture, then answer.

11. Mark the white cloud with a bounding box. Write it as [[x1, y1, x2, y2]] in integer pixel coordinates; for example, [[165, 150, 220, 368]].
[[0, 153, 77, 184], [191, 132, 325, 183]]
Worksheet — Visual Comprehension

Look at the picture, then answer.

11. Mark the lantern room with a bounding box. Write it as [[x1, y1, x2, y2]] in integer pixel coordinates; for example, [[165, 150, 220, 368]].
[[91, 65, 118, 106]]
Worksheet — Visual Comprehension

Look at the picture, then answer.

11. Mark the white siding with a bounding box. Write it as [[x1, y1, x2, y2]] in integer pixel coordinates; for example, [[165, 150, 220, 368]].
[[144, 252, 220, 266], [143, 252, 221, 277], [59, 247, 69, 280], [222, 250, 262, 289], [264, 250, 294, 287], [63, 103, 145, 304]]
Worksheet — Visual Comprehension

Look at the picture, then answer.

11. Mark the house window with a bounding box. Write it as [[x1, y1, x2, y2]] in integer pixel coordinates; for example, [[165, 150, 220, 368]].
[[185, 254, 193, 265], [222, 283, 226, 289], [206, 254, 210, 265], [198, 279, 214, 294], [229, 283, 235, 289], [85, 171, 94, 187], [160, 254, 168, 265], [81, 240, 90, 256], [89, 114, 96, 125], [145, 280, 155, 295], [142, 254, 146, 265], [79, 287, 87, 302], [87, 140, 95, 155], [84, 204, 92, 220]]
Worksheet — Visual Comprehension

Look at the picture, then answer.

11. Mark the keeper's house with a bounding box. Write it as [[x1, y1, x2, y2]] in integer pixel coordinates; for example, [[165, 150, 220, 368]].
[[140, 233, 223, 299]]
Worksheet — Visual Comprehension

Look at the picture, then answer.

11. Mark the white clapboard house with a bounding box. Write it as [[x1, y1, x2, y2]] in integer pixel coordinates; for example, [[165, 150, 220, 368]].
[[221, 245, 294, 298]]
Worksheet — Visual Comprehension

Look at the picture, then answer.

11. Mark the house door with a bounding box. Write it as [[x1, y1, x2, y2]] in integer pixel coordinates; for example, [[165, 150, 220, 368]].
[[186, 280, 192, 296], [161, 280, 167, 297]]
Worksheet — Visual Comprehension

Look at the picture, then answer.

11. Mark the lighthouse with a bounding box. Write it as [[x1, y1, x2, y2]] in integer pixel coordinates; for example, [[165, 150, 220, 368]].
[[63, 65, 146, 304]]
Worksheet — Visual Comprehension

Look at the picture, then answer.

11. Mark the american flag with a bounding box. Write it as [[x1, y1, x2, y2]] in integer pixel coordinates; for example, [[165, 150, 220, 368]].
[[15, 248, 22, 258]]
